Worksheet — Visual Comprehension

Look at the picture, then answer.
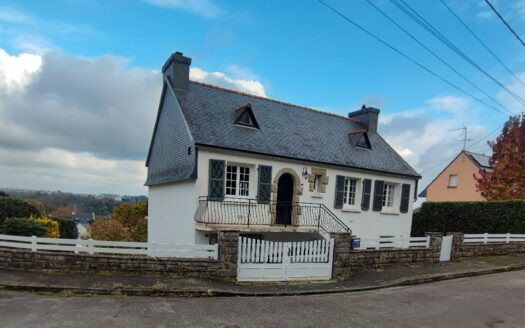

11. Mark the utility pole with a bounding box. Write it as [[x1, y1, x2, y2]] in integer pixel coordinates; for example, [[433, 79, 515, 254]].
[[449, 125, 472, 150]]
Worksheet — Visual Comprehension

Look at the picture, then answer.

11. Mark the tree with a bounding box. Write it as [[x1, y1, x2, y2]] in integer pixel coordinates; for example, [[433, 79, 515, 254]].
[[475, 114, 525, 200], [88, 218, 131, 241], [112, 200, 148, 242], [0, 198, 40, 225]]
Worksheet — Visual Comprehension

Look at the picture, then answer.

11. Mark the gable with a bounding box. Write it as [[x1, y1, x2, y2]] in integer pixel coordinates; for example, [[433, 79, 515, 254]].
[[234, 104, 259, 129]]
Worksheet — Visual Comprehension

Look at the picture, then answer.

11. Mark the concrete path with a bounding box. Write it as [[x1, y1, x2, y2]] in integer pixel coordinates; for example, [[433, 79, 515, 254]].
[[1, 270, 524, 328], [1, 254, 525, 296]]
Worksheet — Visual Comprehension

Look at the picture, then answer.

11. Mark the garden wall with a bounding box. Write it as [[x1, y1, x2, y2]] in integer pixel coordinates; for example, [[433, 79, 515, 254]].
[[450, 233, 525, 260], [331, 233, 442, 280], [0, 231, 240, 279]]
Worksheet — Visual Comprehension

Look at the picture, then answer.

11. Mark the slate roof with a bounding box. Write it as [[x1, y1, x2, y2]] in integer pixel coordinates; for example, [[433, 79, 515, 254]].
[[176, 81, 419, 178], [464, 151, 491, 169]]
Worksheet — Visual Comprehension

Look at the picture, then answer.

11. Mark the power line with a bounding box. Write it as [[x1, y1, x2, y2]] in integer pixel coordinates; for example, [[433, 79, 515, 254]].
[[483, 0, 525, 47], [390, 0, 525, 110], [364, 0, 511, 114], [439, 0, 525, 88], [316, 0, 509, 116], [419, 154, 457, 174], [467, 123, 504, 149]]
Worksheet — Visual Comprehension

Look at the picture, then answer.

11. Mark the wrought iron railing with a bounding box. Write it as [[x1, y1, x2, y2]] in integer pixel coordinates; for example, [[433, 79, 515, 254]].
[[194, 196, 351, 234]]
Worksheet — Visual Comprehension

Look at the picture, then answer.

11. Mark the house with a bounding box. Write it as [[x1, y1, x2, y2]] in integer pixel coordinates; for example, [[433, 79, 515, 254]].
[[145, 52, 420, 245], [419, 150, 491, 202]]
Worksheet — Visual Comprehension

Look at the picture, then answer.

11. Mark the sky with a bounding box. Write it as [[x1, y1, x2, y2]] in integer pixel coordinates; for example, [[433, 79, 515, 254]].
[[0, 0, 524, 196]]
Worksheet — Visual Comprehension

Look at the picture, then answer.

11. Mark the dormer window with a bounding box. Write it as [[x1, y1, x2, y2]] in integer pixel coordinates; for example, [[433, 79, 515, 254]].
[[234, 103, 259, 129], [349, 130, 371, 149]]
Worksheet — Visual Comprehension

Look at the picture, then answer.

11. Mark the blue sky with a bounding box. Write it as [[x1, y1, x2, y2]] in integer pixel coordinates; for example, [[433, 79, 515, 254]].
[[0, 0, 523, 195]]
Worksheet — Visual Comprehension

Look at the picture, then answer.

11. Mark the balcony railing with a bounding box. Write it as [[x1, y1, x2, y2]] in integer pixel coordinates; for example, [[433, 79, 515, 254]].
[[194, 196, 351, 234]]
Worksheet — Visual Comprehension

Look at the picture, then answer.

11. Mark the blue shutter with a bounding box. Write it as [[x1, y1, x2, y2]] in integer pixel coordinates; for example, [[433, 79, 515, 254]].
[[257, 165, 272, 204], [208, 159, 225, 200], [334, 175, 345, 209], [372, 180, 384, 212], [400, 184, 411, 213], [361, 179, 372, 211]]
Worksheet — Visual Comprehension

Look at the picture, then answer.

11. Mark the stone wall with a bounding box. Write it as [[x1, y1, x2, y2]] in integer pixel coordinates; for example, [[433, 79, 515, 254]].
[[450, 233, 525, 260], [331, 232, 442, 280], [0, 231, 240, 280]]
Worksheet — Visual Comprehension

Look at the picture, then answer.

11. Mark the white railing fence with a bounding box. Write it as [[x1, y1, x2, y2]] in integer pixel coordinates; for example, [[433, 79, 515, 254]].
[[353, 236, 430, 250], [239, 237, 332, 264], [0, 234, 218, 259], [463, 233, 525, 244]]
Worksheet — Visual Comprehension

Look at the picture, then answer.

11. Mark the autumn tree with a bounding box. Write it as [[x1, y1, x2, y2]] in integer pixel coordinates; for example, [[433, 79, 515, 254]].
[[88, 201, 147, 242], [475, 114, 525, 200]]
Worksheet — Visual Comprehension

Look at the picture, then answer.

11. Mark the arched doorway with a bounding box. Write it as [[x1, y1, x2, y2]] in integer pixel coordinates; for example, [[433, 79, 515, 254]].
[[276, 173, 294, 225]]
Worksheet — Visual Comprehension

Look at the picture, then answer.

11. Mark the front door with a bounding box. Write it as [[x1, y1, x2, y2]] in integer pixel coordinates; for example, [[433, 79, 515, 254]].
[[276, 173, 294, 225]]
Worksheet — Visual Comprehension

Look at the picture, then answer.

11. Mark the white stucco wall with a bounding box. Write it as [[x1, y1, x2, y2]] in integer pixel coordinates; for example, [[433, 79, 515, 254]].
[[148, 180, 199, 244], [197, 147, 417, 237]]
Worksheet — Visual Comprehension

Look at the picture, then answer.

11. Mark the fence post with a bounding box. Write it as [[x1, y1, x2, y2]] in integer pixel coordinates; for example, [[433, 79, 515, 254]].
[[506, 233, 511, 243], [484, 233, 488, 244], [148, 242, 157, 257], [31, 235, 37, 252], [214, 243, 219, 260], [87, 239, 94, 255]]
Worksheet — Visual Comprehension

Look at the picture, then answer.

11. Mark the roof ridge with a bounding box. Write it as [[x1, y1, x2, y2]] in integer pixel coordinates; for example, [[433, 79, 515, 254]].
[[189, 80, 359, 123]]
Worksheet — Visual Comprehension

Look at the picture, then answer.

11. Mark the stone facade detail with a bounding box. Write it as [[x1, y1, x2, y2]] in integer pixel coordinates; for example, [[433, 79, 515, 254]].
[[308, 167, 329, 193], [270, 168, 303, 225]]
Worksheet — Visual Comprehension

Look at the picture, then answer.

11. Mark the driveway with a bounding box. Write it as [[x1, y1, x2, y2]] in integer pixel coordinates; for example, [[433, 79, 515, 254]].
[[0, 270, 523, 328]]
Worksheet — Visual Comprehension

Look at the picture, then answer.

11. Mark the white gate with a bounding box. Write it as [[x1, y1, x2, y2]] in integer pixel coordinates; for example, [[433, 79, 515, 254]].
[[237, 237, 334, 282], [440, 235, 453, 262]]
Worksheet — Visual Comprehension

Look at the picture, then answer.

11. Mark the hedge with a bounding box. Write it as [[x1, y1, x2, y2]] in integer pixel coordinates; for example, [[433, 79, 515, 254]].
[[411, 200, 525, 236], [2, 218, 48, 237], [53, 217, 79, 239], [0, 198, 40, 225]]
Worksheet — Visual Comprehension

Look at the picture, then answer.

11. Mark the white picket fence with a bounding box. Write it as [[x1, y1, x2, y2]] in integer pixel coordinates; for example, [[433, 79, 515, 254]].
[[0, 234, 218, 259], [463, 233, 525, 244], [353, 236, 431, 250]]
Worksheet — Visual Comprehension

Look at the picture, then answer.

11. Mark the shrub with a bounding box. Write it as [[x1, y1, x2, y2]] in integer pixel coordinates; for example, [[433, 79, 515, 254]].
[[53, 217, 79, 239], [113, 200, 148, 242], [88, 218, 131, 241], [411, 200, 525, 236], [2, 218, 47, 237], [31, 217, 60, 238], [0, 198, 40, 225]]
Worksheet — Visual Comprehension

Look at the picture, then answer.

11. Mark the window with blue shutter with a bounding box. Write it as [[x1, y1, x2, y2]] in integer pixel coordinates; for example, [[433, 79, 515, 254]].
[[334, 175, 345, 209], [361, 179, 372, 211], [208, 159, 225, 200], [257, 165, 272, 204], [372, 180, 384, 212], [400, 184, 411, 213]]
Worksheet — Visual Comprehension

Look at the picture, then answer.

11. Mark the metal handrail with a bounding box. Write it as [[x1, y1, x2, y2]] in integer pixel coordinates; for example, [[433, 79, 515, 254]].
[[194, 196, 351, 234]]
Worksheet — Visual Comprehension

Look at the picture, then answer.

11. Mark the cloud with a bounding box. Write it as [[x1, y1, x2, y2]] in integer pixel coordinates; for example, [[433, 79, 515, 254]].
[[0, 48, 267, 194], [190, 67, 267, 97], [144, 0, 221, 18], [0, 7, 32, 24], [378, 95, 494, 200]]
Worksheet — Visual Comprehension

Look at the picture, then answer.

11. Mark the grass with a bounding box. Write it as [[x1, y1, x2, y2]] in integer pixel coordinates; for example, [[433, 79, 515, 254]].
[[152, 282, 169, 292]]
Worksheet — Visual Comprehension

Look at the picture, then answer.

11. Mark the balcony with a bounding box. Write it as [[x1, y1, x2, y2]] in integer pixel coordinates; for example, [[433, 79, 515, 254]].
[[194, 196, 351, 234]]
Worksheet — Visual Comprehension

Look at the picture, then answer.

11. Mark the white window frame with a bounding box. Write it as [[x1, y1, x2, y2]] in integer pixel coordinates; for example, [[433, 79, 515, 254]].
[[448, 174, 458, 188], [342, 177, 361, 211], [225, 164, 251, 198], [381, 182, 400, 214]]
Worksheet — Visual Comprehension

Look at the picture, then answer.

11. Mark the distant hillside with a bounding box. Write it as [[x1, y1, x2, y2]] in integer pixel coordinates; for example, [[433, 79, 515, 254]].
[[0, 188, 147, 217]]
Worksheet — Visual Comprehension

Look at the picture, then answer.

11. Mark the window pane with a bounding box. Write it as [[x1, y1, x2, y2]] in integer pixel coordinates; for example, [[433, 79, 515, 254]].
[[382, 183, 395, 207], [448, 174, 458, 187], [344, 177, 357, 205], [343, 178, 349, 204], [225, 165, 237, 196], [239, 166, 250, 196]]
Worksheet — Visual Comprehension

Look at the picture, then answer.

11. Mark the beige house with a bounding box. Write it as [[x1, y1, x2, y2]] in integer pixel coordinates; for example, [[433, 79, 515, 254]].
[[419, 151, 491, 202]]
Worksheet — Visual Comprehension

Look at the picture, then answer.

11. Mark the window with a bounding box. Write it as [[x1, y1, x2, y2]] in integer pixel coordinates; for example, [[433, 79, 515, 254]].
[[343, 177, 358, 206], [382, 183, 395, 208], [234, 104, 259, 129], [448, 174, 458, 188], [225, 165, 251, 197], [313, 175, 322, 192]]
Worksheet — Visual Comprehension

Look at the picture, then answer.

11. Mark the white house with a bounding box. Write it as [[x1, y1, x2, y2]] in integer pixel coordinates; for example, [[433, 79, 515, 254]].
[[146, 52, 420, 245]]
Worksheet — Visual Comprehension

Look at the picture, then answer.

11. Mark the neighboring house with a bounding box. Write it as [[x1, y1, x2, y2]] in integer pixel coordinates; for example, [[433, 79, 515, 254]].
[[145, 52, 420, 245], [419, 150, 491, 202], [72, 212, 94, 238]]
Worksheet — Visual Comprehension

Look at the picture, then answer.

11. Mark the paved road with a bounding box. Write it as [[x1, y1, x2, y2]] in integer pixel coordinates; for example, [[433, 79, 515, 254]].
[[0, 270, 524, 328]]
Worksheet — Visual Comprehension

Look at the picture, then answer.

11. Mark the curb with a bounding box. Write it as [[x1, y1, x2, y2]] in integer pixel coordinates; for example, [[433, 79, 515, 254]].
[[1, 264, 524, 297]]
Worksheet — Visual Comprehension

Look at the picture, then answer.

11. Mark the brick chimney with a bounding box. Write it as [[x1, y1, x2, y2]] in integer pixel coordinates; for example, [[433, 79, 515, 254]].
[[162, 52, 192, 96], [348, 105, 380, 133]]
